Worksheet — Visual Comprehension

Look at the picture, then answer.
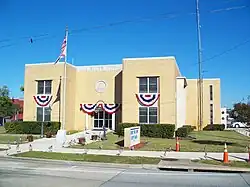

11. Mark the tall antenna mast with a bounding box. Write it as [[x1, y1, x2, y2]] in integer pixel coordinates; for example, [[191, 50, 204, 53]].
[[196, 0, 203, 130]]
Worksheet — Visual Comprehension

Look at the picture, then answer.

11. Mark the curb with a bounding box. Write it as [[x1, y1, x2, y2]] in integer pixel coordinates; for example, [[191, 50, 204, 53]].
[[158, 165, 250, 173], [0, 156, 158, 170]]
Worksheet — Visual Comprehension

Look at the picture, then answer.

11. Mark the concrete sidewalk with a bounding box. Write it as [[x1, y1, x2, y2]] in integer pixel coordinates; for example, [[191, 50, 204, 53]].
[[0, 138, 249, 162]]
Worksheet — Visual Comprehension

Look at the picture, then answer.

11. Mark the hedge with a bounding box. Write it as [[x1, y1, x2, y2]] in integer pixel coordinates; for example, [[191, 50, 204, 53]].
[[116, 123, 175, 138], [203, 124, 225, 131], [176, 125, 194, 137], [4, 121, 61, 135]]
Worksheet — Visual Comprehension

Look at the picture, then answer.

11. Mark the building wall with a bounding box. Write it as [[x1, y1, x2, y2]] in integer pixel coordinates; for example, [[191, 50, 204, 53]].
[[74, 65, 122, 130], [186, 79, 221, 129], [122, 57, 180, 124], [23, 63, 65, 121], [23, 57, 221, 131]]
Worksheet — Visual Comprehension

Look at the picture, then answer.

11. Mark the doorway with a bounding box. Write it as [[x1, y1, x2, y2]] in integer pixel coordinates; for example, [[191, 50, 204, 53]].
[[93, 109, 112, 129]]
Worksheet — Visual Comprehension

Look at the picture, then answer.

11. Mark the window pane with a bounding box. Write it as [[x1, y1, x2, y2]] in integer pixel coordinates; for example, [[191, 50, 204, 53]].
[[139, 116, 147, 124], [44, 107, 51, 122], [94, 120, 98, 128], [99, 111, 104, 119], [149, 115, 157, 124], [37, 81, 44, 94], [139, 107, 148, 123], [139, 107, 147, 115], [94, 112, 98, 119], [149, 107, 157, 115], [109, 120, 112, 129], [149, 107, 157, 124], [210, 85, 213, 101], [105, 120, 109, 128], [149, 77, 158, 93], [105, 112, 112, 120], [45, 81, 52, 94], [99, 120, 103, 128], [139, 78, 148, 93], [36, 107, 43, 121]]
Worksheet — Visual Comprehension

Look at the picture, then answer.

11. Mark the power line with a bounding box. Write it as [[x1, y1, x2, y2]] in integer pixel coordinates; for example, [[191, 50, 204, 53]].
[[202, 38, 250, 63], [0, 4, 248, 49]]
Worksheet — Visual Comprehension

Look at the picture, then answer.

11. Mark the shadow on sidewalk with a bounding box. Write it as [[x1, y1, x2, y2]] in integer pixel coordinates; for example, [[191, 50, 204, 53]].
[[229, 155, 248, 162], [206, 156, 222, 162]]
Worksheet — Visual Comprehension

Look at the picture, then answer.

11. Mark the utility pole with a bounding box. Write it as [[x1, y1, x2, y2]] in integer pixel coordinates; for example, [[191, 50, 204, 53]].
[[196, 0, 203, 131]]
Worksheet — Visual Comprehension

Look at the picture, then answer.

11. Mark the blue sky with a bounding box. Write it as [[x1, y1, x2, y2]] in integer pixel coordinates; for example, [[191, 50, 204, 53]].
[[0, 0, 249, 108]]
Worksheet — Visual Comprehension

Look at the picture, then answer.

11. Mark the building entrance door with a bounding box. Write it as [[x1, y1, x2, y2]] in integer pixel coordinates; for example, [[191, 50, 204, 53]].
[[93, 109, 112, 129]]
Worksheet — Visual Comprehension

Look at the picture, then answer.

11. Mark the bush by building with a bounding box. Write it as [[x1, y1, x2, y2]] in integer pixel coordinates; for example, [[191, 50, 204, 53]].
[[4, 121, 60, 135], [116, 123, 175, 138], [203, 124, 225, 131], [176, 125, 194, 137]]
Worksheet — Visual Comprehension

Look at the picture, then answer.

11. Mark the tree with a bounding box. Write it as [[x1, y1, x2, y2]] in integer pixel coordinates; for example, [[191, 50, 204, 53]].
[[0, 85, 10, 97], [0, 86, 16, 118], [230, 102, 250, 124], [20, 85, 24, 93]]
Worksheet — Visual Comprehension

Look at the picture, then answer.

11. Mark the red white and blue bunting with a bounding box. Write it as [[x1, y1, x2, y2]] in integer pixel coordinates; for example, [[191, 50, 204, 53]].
[[80, 104, 97, 114], [101, 104, 120, 114], [33, 95, 53, 107], [136, 93, 160, 106], [80, 102, 120, 115]]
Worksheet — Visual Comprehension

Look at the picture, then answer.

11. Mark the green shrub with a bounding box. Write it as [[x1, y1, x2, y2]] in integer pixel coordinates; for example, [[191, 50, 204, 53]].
[[116, 123, 175, 138], [182, 125, 193, 133], [203, 124, 225, 131], [176, 127, 189, 137], [4, 121, 61, 135]]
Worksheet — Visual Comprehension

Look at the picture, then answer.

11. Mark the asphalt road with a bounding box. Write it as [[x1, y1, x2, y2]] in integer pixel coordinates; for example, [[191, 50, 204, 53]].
[[0, 157, 249, 187]]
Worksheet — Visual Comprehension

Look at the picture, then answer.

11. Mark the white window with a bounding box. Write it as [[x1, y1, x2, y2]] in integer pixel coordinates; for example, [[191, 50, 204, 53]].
[[37, 80, 52, 94], [93, 109, 112, 129], [36, 107, 51, 122], [139, 107, 158, 124], [139, 77, 158, 93]]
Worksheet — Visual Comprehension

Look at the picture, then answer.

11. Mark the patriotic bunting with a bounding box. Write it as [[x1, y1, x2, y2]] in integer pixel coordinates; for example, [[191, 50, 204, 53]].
[[80, 104, 97, 114], [80, 102, 120, 115], [33, 95, 53, 107], [136, 93, 160, 106], [102, 104, 120, 114]]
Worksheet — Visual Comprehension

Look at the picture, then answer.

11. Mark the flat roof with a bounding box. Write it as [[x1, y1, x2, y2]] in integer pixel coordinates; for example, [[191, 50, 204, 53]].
[[123, 56, 176, 61]]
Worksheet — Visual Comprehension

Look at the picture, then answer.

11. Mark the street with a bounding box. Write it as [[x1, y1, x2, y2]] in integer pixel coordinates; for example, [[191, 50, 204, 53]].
[[0, 157, 249, 187]]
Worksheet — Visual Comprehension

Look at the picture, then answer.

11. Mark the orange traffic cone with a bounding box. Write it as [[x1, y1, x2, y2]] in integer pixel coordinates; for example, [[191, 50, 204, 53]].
[[223, 143, 229, 163], [176, 136, 180, 152]]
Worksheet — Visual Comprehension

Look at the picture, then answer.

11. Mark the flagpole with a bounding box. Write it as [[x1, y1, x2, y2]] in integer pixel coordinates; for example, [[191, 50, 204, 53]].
[[59, 76, 62, 124], [62, 27, 68, 130]]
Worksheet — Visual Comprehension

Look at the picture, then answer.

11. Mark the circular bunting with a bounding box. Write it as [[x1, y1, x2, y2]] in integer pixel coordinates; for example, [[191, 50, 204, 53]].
[[33, 95, 53, 107], [101, 104, 120, 114], [136, 93, 160, 106], [80, 104, 97, 114], [80, 102, 120, 115]]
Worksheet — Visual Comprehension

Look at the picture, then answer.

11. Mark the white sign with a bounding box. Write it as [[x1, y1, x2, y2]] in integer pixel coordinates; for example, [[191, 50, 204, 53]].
[[124, 126, 140, 148]]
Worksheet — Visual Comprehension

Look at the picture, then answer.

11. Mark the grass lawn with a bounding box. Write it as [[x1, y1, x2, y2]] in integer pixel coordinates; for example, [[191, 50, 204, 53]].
[[0, 126, 5, 134], [192, 159, 250, 168], [72, 131, 250, 153], [15, 151, 161, 165], [0, 126, 40, 144]]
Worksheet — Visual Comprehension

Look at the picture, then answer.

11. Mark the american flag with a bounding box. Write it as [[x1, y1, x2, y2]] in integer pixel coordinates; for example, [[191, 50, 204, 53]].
[[54, 34, 67, 64]]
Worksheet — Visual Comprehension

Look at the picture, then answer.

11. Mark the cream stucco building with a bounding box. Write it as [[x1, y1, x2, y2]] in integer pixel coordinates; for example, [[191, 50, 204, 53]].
[[23, 56, 221, 131]]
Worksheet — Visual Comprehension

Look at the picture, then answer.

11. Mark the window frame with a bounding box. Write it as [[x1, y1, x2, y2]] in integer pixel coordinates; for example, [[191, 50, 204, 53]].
[[210, 104, 213, 124], [209, 85, 213, 101], [36, 107, 51, 122], [37, 80, 52, 94], [93, 109, 112, 129], [139, 106, 158, 124], [139, 77, 159, 93]]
